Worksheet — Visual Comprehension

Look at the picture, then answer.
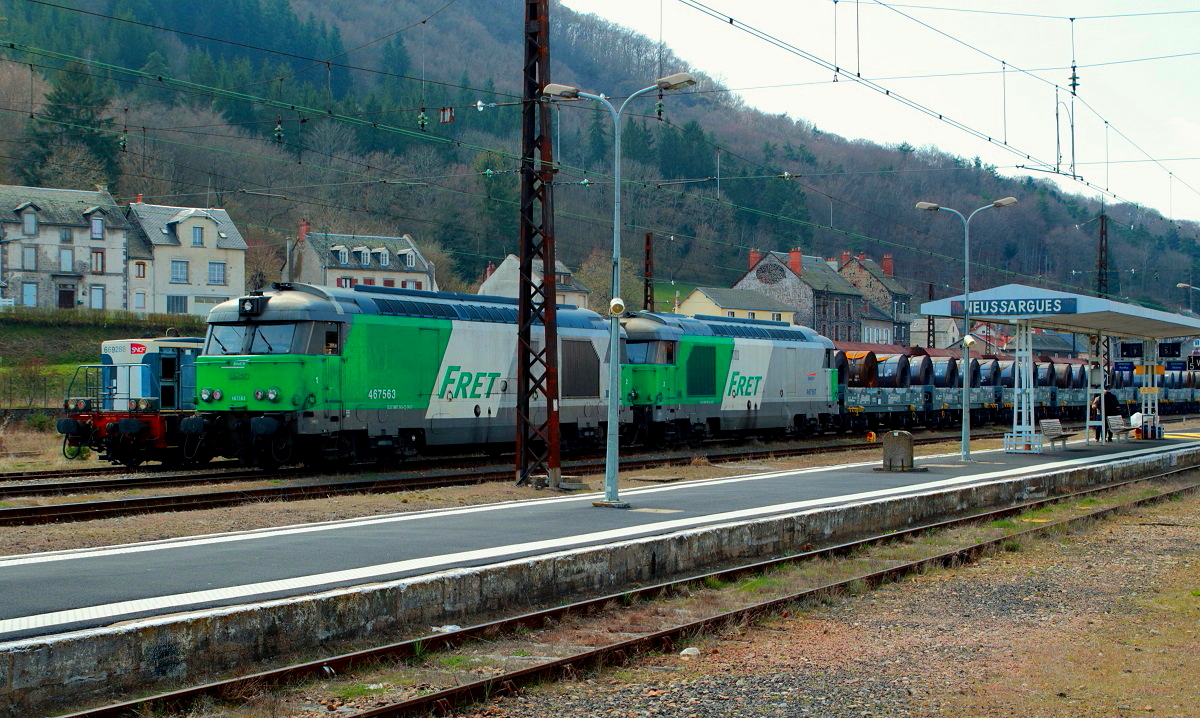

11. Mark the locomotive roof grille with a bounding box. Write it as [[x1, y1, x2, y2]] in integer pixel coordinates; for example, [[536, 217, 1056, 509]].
[[706, 323, 813, 343], [372, 296, 521, 324]]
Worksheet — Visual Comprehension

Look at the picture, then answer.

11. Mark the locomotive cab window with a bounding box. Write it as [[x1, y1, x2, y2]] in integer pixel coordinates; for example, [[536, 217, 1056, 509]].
[[625, 339, 677, 365], [204, 324, 248, 355], [248, 323, 297, 355]]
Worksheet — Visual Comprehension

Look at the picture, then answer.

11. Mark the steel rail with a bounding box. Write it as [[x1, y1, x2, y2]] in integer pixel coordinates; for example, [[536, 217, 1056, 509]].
[[59, 463, 1200, 718]]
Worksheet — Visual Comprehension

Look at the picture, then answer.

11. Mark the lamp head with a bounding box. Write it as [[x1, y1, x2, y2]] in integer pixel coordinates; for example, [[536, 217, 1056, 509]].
[[609, 296, 626, 316], [542, 83, 580, 99], [915, 201, 939, 211], [992, 196, 1018, 208], [1177, 283, 1191, 289], [962, 333, 978, 348], [655, 72, 696, 91]]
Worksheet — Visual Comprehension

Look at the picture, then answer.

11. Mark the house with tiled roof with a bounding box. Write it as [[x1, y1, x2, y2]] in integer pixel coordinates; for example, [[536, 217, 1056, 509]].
[[732, 248, 865, 341], [478, 254, 590, 309], [677, 287, 797, 322], [126, 201, 248, 316], [0, 185, 132, 309], [836, 250, 914, 345], [283, 221, 438, 291]]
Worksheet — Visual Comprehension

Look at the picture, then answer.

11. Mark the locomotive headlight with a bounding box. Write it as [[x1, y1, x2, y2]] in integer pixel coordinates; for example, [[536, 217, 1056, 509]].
[[200, 388, 213, 402], [66, 399, 77, 411], [212, 389, 223, 401], [254, 389, 266, 401], [267, 387, 280, 402], [128, 399, 138, 411], [137, 398, 152, 410]]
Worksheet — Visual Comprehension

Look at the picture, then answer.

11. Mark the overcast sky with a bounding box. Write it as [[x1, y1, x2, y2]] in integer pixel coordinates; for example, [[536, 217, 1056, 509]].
[[560, 0, 1200, 224]]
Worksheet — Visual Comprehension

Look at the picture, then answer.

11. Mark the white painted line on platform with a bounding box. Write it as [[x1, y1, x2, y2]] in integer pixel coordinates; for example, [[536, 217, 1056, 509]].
[[1, 441, 1193, 637]]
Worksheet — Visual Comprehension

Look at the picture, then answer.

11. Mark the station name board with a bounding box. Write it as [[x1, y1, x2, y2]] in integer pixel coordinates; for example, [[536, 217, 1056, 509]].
[[950, 298, 1077, 316]]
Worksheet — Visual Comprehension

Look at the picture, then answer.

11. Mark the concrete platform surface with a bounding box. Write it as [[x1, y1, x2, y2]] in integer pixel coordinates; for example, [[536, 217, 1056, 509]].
[[2, 437, 1193, 643]]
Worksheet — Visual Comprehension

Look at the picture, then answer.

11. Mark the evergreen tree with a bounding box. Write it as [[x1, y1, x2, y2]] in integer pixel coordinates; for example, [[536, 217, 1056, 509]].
[[137, 52, 175, 105], [621, 117, 655, 164], [21, 62, 119, 188], [586, 108, 611, 169]]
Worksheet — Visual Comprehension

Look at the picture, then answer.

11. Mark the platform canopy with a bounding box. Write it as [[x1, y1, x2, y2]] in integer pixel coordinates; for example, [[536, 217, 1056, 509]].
[[920, 283, 1200, 339]]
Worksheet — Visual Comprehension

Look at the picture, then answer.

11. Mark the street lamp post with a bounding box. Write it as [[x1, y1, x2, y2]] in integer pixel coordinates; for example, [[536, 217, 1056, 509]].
[[1177, 283, 1200, 314], [916, 196, 1018, 461], [544, 72, 696, 508]]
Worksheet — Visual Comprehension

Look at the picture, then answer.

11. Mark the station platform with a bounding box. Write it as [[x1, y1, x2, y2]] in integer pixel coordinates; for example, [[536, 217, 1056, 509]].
[[4, 435, 1199, 715]]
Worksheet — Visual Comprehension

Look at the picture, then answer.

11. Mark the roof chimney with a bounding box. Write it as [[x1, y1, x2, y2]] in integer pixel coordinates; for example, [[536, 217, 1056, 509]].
[[840, 250, 851, 266], [298, 219, 310, 245], [485, 262, 496, 279], [135, 193, 143, 203], [882, 253, 894, 276], [789, 248, 803, 276], [749, 249, 762, 269], [856, 252, 866, 261]]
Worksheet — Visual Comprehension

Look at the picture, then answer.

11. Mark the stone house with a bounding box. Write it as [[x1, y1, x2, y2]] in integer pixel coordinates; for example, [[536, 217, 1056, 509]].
[[733, 248, 864, 341], [125, 201, 248, 316], [283, 221, 438, 291], [0, 185, 131, 309], [836, 250, 913, 346]]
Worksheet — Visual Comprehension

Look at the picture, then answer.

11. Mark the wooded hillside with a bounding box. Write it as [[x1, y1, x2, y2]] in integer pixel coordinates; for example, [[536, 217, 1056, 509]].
[[0, 0, 1191, 308]]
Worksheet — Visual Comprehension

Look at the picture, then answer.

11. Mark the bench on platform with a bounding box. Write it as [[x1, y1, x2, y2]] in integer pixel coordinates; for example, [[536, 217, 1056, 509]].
[[1039, 419, 1078, 449], [1107, 415, 1134, 441]]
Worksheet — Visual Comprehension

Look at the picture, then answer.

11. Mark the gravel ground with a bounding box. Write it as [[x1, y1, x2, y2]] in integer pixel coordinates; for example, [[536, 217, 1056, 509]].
[[463, 492, 1200, 718]]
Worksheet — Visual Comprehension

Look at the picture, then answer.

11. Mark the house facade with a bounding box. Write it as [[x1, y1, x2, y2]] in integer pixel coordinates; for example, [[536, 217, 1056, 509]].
[[126, 202, 248, 316], [677, 287, 797, 322], [0, 185, 131, 309], [284, 221, 438, 291], [734, 248, 864, 341], [836, 250, 913, 346], [478, 254, 590, 309]]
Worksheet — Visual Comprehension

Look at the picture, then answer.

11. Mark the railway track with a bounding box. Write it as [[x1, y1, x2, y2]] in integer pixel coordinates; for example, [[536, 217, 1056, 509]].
[[0, 432, 1008, 526], [59, 462, 1200, 718], [11, 415, 1189, 485], [5, 417, 1194, 526]]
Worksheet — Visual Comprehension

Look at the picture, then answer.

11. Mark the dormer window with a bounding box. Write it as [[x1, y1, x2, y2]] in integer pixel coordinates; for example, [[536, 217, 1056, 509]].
[[22, 210, 36, 236], [377, 248, 390, 267], [90, 216, 104, 239], [404, 251, 415, 268], [192, 226, 204, 247], [353, 246, 369, 265], [331, 245, 349, 265]]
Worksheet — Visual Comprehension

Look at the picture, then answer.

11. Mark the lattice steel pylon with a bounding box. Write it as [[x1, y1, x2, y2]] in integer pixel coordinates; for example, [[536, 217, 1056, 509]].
[[515, 0, 561, 487]]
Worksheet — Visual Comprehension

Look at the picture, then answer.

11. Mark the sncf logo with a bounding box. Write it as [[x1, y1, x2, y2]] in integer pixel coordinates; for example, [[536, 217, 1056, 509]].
[[130, 343, 148, 354]]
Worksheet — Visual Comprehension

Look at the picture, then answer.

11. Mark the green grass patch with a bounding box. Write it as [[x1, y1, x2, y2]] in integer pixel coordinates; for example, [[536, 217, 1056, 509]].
[[1076, 498, 1101, 507], [511, 649, 531, 657], [337, 683, 385, 700], [702, 575, 729, 590], [738, 574, 782, 592], [438, 655, 472, 669], [989, 518, 1017, 529], [1190, 590, 1200, 597]]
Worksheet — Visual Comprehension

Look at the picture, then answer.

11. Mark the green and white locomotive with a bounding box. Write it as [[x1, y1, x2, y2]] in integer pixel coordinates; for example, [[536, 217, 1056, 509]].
[[621, 312, 840, 447], [180, 283, 614, 468]]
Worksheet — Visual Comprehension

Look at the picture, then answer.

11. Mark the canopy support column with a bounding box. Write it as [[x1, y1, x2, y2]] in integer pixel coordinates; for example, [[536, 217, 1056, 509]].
[[1140, 339, 1161, 438], [1004, 320, 1042, 453]]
